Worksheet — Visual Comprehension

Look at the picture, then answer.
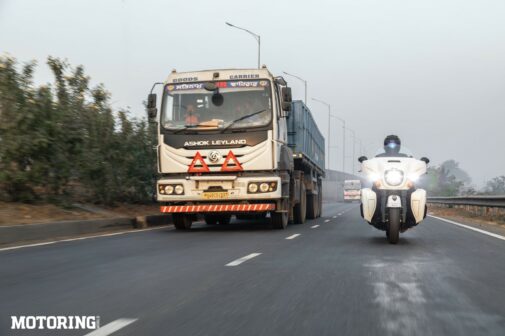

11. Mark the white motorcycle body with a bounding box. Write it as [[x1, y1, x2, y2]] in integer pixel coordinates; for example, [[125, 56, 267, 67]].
[[360, 156, 428, 240]]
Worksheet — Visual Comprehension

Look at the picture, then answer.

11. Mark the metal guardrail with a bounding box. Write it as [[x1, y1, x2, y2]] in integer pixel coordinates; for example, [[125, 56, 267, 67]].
[[428, 196, 505, 208]]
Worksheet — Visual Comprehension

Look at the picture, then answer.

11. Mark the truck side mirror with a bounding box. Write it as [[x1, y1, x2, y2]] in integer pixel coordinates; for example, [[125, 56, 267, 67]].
[[147, 93, 157, 120], [420, 157, 430, 164], [282, 87, 292, 103], [281, 87, 292, 115], [282, 102, 292, 113], [358, 156, 368, 163]]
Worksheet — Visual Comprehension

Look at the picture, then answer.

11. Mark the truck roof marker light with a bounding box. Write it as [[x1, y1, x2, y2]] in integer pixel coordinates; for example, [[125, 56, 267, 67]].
[[188, 152, 210, 173], [221, 151, 243, 172]]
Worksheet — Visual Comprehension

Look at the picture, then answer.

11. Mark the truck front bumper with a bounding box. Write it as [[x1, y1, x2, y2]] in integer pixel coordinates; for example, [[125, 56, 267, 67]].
[[156, 175, 282, 203], [161, 203, 275, 213]]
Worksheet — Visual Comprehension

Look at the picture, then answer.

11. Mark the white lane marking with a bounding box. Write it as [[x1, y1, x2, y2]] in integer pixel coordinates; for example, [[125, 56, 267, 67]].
[[324, 219, 331, 223], [0, 226, 173, 252], [311, 225, 320, 228], [332, 216, 337, 219], [226, 253, 262, 266], [85, 318, 138, 336], [429, 215, 505, 241], [338, 213, 342, 216], [285, 233, 301, 240]]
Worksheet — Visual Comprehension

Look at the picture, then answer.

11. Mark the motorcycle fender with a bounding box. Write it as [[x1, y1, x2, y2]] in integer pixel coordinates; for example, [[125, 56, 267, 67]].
[[386, 195, 402, 208], [411, 189, 427, 223], [361, 188, 377, 222]]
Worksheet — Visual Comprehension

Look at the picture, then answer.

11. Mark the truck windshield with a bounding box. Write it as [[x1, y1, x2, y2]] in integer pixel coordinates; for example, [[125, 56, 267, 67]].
[[161, 79, 272, 131]]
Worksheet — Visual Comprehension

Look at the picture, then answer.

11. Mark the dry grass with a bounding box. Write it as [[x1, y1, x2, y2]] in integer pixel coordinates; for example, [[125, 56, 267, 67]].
[[0, 202, 161, 226], [429, 205, 505, 227]]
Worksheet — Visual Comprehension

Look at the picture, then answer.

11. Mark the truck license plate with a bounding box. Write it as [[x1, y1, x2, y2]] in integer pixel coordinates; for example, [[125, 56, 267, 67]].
[[203, 191, 229, 200]]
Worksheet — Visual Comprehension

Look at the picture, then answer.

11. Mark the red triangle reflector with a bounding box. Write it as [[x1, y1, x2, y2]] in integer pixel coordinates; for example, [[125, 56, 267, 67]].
[[221, 151, 243, 172], [188, 152, 210, 173]]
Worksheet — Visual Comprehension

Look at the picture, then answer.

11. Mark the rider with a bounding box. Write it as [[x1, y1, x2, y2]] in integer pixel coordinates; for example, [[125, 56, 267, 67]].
[[376, 135, 408, 157]]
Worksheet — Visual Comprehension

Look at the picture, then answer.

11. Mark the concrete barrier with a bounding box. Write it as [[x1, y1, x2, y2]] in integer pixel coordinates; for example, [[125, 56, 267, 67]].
[[0, 214, 172, 246]]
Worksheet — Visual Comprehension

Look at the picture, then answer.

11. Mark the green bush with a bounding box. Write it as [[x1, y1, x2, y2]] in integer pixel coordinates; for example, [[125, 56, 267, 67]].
[[0, 55, 156, 204]]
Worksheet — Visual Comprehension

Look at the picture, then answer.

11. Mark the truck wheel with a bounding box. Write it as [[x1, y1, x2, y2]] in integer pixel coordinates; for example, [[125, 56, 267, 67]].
[[387, 208, 400, 244], [306, 194, 317, 219], [272, 200, 288, 229], [294, 183, 307, 224], [173, 214, 192, 230]]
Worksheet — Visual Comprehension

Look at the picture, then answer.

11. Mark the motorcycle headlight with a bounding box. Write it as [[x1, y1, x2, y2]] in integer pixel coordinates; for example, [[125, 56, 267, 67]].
[[408, 173, 420, 182], [384, 169, 404, 186], [368, 172, 381, 182]]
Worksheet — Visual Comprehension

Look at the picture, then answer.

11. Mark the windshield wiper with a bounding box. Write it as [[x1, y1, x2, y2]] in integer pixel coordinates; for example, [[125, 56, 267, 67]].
[[173, 125, 198, 134], [220, 109, 267, 133]]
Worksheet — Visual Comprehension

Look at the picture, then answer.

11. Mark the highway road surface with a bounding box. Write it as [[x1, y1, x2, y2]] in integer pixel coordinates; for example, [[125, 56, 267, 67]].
[[1, 202, 505, 336]]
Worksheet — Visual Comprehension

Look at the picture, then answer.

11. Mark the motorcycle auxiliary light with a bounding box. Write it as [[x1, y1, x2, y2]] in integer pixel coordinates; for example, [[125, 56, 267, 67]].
[[384, 169, 404, 186]]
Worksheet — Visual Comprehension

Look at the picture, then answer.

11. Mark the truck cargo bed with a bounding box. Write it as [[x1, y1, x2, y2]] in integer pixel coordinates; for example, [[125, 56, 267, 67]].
[[287, 101, 325, 173]]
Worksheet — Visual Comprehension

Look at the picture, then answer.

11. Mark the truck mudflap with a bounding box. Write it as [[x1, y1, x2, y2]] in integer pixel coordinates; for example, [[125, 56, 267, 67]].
[[161, 203, 275, 213]]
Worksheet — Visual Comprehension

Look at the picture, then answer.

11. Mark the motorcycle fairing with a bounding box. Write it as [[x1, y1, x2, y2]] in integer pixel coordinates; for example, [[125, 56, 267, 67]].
[[410, 189, 427, 223]]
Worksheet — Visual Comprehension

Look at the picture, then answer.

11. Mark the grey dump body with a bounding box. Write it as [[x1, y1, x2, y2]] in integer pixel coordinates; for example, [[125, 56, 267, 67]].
[[287, 100, 325, 175]]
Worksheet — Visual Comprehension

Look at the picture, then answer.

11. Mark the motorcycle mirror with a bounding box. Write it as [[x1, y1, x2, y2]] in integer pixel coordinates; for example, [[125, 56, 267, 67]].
[[358, 156, 368, 163], [420, 157, 430, 164]]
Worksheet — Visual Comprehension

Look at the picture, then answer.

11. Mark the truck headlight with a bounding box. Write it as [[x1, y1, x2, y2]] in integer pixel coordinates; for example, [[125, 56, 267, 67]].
[[174, 185, 184, 195], [384, 169, 404, 186], [259, 183, 269, 192], [159, 184, 184, 195], [248, 183, 258, 193], [248, 182, 277, 193], [164, 185, 174, 194]]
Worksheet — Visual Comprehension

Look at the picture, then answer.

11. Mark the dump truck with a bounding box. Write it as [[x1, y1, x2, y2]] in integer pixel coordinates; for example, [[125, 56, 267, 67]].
[[146, 67, 325, 230]]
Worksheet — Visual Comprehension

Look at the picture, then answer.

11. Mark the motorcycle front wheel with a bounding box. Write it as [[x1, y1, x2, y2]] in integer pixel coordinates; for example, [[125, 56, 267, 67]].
[[387, 208, 400, 244]]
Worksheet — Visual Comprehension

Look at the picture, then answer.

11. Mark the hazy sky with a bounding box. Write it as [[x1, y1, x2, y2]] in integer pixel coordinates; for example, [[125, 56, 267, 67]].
[[1, 0, 504, 185]]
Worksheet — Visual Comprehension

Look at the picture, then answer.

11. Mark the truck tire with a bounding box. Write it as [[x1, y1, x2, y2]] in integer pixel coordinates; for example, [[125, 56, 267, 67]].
[[173, 214, 192, 230], [272, 200, 288, 229], [387, 208, 400, 244], [294, 183, 307, 224], [306, 194, 317, 219]]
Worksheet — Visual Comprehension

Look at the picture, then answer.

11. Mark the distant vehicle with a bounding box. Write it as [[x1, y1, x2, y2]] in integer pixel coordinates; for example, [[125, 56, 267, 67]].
[[358, 135, 429, 244], [146, 67, 325, 230], [343, 180, 361, 202]]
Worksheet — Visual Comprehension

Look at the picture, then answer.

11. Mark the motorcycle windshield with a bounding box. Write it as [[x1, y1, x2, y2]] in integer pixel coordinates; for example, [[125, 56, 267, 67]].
[[374, 146, 415, 158]]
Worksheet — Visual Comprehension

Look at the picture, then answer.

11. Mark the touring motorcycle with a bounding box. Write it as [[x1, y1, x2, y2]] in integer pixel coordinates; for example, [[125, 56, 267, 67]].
[[358, 151, 429, 244]]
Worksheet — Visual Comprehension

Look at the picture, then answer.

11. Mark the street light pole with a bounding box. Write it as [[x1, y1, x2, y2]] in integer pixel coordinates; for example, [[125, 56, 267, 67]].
[[283, 71, 307, 105], [225, 22, 261, 68], [346, 128, 363, 174], [312, 98, 331, 170]]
